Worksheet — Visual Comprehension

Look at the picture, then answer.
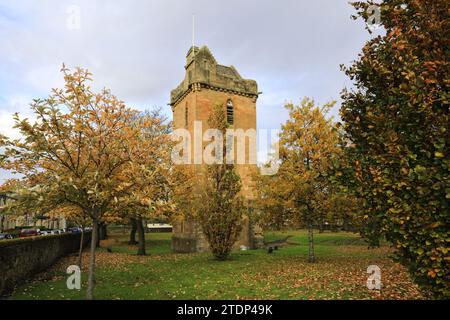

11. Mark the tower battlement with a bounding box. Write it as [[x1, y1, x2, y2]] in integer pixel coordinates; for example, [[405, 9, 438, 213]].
[[170, 46, 258, 108]]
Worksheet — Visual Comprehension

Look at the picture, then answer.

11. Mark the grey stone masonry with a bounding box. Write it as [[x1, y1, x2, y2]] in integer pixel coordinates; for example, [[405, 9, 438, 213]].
[[170, 46, 258, 108]]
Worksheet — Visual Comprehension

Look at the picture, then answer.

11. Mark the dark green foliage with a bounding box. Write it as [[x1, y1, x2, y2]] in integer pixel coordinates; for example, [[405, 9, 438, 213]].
[[340, 0, 449, 298]]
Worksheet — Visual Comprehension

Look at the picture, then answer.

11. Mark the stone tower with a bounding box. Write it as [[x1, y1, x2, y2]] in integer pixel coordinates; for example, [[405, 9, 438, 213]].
[[170, 45, 263, 253]]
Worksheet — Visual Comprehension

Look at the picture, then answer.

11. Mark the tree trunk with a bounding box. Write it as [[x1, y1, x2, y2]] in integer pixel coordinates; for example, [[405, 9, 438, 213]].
[[102, 224, 107, 239], [96, 223, 107, 247], [128, 218, 138, 245], [77, 226, 84, 268], [307, 223, 315, 263], [87, 220, 99, 300], [99, 223, 107, 239], [136, 217, 146, 256], [96, 223, 101, 248]]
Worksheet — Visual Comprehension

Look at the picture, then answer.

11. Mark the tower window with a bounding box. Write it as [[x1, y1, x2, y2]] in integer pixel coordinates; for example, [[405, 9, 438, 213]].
[[185, 104, 189, 127], [226, 99, 234, 125]]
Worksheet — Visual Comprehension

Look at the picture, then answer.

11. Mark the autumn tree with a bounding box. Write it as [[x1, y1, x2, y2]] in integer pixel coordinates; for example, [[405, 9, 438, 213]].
[[50, 204, 89, 267], [194, 104, 245, 260], [254, 170, 296, 231], [0, 66, 163, 299], [114, 109, 172, 255], [128, 218, 138, 245], [118, 160, 171, 256], [256, 98, 341, 263], [167, 162, 198, 240], [0, 174, 90, 267], [339, 0, 449, 298], [0, 178, 44, 224]]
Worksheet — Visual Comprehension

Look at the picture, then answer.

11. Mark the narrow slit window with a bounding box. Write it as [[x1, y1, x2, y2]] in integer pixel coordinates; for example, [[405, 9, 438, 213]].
[[226, 99, 234, 125], [185, 104, 188, 127]]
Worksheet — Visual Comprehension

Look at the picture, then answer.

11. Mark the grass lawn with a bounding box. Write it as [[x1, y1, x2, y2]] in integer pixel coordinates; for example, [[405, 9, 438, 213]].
[[8, 230, 424, 300]]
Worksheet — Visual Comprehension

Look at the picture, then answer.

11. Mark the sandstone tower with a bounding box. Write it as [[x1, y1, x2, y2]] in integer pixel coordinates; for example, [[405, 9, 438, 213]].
[[170, 45, 263, 252]]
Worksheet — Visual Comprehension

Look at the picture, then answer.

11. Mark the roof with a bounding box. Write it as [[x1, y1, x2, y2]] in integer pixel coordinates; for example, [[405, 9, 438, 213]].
[[170, 45, 258, 107]]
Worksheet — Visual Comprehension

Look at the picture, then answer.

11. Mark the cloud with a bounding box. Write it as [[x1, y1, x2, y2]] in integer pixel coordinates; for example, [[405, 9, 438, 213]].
[[0, 0, 381, 183], [0, 95, 36, 139]]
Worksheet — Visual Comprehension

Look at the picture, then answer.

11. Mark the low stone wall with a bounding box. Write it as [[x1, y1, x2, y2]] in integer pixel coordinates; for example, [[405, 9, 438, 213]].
[[147, 226, 173, 233], [0, 232, 91, 297]]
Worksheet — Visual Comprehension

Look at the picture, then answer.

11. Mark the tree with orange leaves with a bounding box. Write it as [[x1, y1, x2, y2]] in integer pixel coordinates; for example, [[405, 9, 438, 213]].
[[113, 109, 172, 256], [0, 66, 170, 299], [255, 98, 342, 262]]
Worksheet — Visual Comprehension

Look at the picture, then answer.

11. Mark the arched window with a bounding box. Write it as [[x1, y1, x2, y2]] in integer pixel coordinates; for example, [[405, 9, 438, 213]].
[[185, 103, 189, 127], [226, 99, 234, 125]]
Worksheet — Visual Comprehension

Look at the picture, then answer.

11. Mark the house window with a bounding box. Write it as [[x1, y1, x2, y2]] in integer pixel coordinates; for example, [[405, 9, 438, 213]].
[[226, 99, 234, 125], [185, 104, 189, 127]]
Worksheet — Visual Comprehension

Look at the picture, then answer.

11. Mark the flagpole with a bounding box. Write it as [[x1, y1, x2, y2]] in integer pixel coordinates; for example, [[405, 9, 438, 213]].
[[192, 14, 196, 80], [192, 14, 195, 51]]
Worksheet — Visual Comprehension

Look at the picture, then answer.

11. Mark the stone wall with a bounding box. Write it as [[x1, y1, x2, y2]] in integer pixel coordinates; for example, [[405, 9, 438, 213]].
[[0, 232, 91, 297]]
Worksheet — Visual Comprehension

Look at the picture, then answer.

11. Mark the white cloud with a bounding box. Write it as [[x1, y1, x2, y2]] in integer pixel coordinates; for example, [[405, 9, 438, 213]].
[[0, 109, 19, 140], [0, 0, 381, 183], [0, 95, 36, 140]]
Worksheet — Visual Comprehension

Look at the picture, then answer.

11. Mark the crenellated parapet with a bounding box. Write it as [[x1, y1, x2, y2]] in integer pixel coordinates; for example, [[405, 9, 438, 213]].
[[170, 46, 258, 108]]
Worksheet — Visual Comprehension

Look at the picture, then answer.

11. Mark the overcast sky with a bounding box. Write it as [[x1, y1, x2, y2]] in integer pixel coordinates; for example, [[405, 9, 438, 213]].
[[0, 0, 380, 183]]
